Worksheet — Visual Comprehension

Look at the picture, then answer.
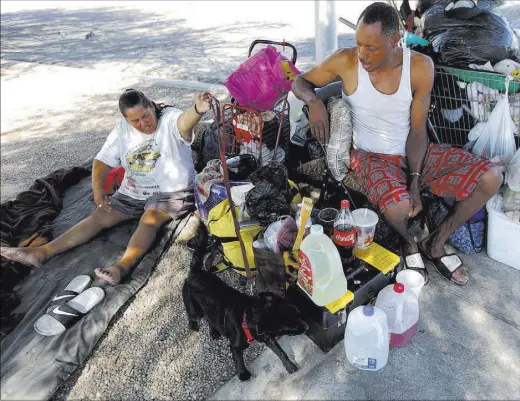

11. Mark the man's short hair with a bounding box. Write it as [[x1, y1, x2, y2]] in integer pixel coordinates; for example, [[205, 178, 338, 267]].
[[357, 2, 400, 37]]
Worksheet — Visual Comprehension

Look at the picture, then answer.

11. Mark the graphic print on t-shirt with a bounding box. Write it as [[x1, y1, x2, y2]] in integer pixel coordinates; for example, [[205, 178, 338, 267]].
[[122, 138, 162, 198], [125, 138, 161, 173]]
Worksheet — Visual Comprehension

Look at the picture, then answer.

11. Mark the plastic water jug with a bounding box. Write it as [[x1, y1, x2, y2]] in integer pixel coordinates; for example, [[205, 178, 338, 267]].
[[375, 283, 419, 347], [344, 305, 389, 371], [297, 225, 348, 306]]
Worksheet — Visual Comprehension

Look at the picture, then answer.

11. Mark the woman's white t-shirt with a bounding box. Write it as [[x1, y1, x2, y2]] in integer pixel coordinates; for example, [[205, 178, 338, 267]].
[[95, 107, 195, 200]]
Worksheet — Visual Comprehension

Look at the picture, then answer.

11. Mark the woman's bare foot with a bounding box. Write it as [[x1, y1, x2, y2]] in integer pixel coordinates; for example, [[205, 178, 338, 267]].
[[0, 246, 48, 268], [94, 264, 130, 285]]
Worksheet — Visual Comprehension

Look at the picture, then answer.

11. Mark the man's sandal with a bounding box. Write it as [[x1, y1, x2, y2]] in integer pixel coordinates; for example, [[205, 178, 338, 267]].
[[419, 240, 468, 286], [401, 245, 429, 285]]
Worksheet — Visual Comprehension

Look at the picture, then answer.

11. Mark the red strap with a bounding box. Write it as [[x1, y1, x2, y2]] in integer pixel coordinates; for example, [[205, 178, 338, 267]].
[[218, 103, 253, 283], [242, 313, 256, 345]]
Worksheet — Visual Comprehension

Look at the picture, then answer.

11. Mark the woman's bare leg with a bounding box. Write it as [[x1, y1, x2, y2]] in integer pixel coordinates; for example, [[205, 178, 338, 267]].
[[94, 208, 171, 285], [0, 208, 132, 268]]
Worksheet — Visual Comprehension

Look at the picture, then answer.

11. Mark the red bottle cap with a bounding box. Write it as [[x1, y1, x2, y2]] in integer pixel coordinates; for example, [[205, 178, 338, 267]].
[[393, 283, 405, 294], [341, 200, 350, 209]]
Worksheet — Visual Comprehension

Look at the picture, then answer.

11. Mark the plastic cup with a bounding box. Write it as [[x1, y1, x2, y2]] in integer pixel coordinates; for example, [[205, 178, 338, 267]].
[[396, 270, 425, 298], [317, 208, 339, 237], [352, 208, 379, 249]]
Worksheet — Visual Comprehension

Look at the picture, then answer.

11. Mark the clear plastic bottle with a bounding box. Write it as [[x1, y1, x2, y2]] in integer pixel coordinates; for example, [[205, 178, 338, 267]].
[[375, 283, 419, 347], [297, 225, 348, 306], [345, 305, 389, 371], [332, 200, 357, 265]]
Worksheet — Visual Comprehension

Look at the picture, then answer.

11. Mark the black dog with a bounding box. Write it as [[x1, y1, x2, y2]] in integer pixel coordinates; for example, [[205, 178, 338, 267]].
[[182, 224, 307, 381]]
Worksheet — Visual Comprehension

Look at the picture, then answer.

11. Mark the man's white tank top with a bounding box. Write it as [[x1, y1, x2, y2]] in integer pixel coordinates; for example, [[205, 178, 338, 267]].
[[342, 47, 412, 156]]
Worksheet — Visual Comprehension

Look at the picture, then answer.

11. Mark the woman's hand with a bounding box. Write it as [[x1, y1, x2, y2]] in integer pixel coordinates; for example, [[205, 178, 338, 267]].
[[93, 188, 112, 212], [194, 92, 213, 115]]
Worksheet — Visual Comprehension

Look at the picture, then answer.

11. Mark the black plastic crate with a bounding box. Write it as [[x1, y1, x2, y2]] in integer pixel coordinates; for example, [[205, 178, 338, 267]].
[[288, 261, 397, 353]]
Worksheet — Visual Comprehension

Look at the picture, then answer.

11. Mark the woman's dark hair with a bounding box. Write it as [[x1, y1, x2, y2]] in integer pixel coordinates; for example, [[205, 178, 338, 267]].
[[118, 89, 172, 118]]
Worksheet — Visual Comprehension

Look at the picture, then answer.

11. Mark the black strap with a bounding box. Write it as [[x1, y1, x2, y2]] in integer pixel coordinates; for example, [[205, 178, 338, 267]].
[[47, 303, 83, 328], [49, 290, 78, 306]]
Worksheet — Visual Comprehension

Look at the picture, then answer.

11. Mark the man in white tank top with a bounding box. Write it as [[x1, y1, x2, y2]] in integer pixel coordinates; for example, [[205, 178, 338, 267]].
[[292, 2, 502, 286]]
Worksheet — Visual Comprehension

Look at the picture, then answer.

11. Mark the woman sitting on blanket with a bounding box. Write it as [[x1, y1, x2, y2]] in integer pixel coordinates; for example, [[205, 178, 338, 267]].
[[1, 89, 212, 285]]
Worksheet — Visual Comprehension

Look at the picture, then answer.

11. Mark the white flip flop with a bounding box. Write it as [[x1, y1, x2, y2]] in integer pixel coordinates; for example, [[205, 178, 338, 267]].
[[46, 275, 92, 313], [34, 287, 105, 336]]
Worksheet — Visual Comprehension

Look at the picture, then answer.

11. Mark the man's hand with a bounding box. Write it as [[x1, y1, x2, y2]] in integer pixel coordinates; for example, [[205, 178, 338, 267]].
[[408, 180, 423, 218], [308, 98, 330, 145], [195, 92, 213, 115], [93, 188, 111, 212]]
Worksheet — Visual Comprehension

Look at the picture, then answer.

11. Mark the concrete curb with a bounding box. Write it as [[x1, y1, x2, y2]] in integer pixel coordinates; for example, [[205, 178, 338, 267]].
[[135, 76, 229, 95]]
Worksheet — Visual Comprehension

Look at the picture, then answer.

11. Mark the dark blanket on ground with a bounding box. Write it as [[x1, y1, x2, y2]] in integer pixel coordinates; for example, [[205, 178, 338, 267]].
[[0, 175, 184, 401], [1, 166, 91, 339]]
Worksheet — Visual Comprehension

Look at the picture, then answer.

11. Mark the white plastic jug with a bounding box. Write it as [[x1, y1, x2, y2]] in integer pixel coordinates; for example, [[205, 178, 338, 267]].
[[344, 305, 389, 371], [297, 224, 348, 306], [375, 283, 419, 347]]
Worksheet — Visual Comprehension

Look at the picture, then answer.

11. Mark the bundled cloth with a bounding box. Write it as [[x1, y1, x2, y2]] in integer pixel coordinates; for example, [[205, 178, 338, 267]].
[[1, 166, 91, 340], [326, 96, 353, 181], [194, 159, 223, 205]]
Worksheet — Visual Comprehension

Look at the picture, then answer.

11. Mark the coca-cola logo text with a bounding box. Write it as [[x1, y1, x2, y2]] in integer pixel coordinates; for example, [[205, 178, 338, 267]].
[[333, 229, 356, 247]]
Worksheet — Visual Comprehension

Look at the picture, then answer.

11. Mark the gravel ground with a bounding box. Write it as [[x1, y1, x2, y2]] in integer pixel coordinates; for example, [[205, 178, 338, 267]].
[[53, 244, 265, 401]]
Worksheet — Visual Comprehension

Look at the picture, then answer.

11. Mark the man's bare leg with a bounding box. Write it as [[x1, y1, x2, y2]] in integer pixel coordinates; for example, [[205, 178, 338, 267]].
[[383, 199, 417, 254], [0, 208, 132, 268], [422, 167, 502, 260], [94, 209, 171, 285], [383, 199, 428, 281]]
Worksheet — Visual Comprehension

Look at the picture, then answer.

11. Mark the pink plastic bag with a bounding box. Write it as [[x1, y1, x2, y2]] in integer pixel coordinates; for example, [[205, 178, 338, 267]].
[[224, 45, 300, 111]]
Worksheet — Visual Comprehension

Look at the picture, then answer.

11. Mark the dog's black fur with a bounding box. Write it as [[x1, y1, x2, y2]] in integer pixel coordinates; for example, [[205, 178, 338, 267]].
[[182, 224, 307, 381]]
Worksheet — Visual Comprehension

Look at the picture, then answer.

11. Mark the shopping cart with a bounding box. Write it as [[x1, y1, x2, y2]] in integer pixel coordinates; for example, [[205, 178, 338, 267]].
[[428, 65, 520, 149], [199, 40, 300, 284], [201, 40, 296, 169]]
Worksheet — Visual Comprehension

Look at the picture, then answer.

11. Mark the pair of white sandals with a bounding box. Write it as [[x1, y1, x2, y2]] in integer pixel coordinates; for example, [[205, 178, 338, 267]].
[[34, 275, 105, 336]]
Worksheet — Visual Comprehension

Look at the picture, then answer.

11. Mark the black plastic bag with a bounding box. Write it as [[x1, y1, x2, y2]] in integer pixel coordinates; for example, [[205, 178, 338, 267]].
[[249, 164, 292, 201], [422, 3, 519, 66], [246, 165, 292, 226], [417, 0, 505, 16], [245, 181, 290, 226], [227, 154, 258, 181]]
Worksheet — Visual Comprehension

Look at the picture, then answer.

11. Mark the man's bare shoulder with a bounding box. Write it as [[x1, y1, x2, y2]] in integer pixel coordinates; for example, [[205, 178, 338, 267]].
[[333, 47, 358, 68], [410, 50, 434, 74], [410, 50, 434, 91]]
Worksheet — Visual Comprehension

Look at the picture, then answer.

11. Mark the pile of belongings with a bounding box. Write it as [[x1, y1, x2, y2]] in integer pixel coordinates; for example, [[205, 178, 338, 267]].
[[411, 0, 519, 67]]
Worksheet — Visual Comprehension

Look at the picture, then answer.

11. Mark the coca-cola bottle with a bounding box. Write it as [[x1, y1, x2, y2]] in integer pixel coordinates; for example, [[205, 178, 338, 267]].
[[333, 200, 357, 265]]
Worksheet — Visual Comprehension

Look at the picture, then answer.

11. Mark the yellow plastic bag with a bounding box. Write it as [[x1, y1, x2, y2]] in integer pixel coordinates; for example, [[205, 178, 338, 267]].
[[208, 199, 262, 275]]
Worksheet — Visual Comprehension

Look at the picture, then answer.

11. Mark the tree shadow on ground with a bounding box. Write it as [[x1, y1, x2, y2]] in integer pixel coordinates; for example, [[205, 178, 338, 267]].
[[1, 6, 293, 83]]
